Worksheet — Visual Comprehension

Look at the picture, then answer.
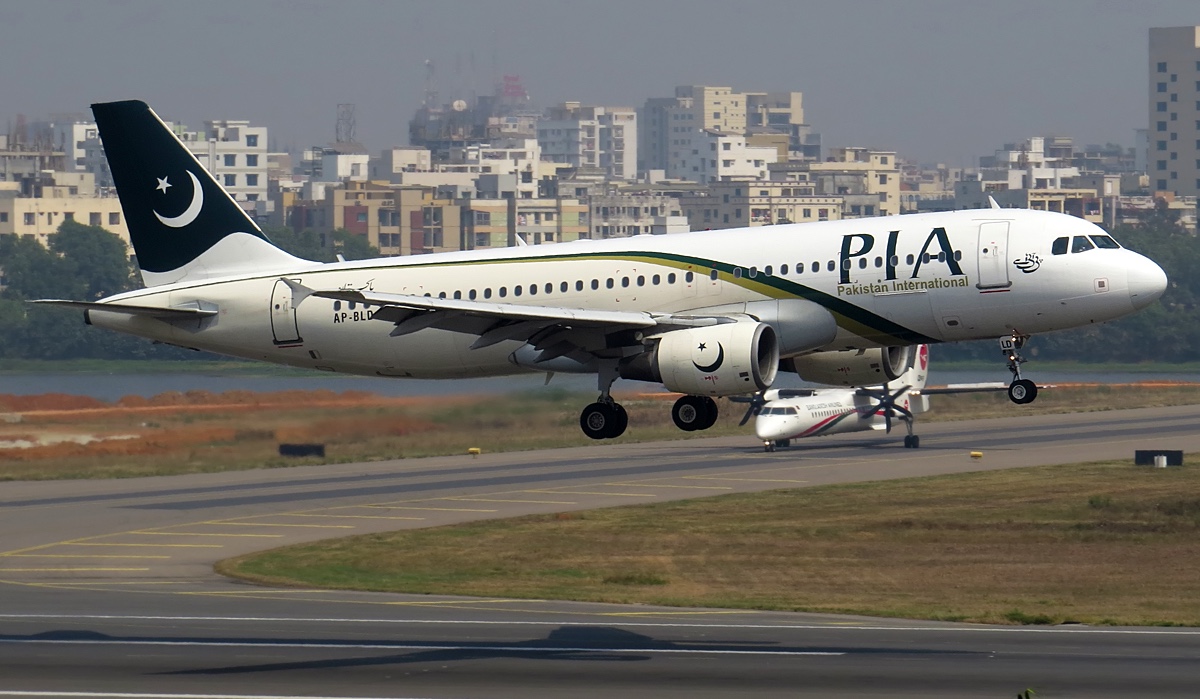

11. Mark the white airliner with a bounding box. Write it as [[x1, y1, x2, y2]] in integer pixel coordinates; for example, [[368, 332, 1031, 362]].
[[38, 100, 1167, 440], [741, 344, 1005, 451]]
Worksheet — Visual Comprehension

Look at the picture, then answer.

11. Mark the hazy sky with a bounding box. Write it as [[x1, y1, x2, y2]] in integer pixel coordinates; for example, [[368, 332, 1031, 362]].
[[1, 1, 1196, 164]]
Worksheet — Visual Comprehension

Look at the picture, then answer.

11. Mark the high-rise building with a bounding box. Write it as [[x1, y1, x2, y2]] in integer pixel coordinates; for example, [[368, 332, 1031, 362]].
[[1148, 26, 1200, 197]]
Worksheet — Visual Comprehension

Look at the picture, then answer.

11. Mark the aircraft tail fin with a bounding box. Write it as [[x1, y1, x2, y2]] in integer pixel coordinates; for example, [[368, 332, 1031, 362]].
[[91, 100, 307, 287], [890, 344, 929, 392]]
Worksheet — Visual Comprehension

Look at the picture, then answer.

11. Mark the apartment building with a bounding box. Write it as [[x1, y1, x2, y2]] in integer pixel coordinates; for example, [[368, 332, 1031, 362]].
[[1149, 25, 1200, 197], [0, 172, 128, 247], [678, 181, 843, 230], [770, 147, 899, 217], [539, 102, 637, 180], [675, 130, 777, 184]]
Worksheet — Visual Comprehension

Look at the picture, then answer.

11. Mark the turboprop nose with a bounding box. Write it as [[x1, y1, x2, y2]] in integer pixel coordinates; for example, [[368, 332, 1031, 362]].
[[1128, 256, 1168, 310]]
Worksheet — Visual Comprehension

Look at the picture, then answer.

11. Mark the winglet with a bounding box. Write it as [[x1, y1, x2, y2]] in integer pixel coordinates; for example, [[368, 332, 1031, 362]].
[[514, 234, 528, 247], [988, 196, 1001, 210]]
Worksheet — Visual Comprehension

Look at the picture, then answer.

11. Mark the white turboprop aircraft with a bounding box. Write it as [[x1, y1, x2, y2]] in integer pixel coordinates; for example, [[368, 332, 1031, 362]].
[[737, 344, 1006, 451], [37, 101, 1167, 440]]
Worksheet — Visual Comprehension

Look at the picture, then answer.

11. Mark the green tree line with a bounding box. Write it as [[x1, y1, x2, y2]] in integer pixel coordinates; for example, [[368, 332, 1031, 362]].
[[0, 216, 1195, 363], [0, 223, 377, 360]]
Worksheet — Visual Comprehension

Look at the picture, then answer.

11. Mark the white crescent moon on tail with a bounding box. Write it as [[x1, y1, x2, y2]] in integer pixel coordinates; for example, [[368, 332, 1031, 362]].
[[153, 170, 204, 228]]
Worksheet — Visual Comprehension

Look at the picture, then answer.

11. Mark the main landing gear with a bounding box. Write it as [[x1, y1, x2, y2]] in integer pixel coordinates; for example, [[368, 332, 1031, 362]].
[[1001, 332, 1039, 405], [580, 360, 628, 440], [578, 362, 722, 440]]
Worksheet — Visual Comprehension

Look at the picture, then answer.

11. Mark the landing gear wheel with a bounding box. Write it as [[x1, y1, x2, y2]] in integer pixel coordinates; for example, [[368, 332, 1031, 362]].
[[1007, 379, 1038, 405], [764, 441, 775, 453], [672, 395, 715, 432], [904, 435, 920, 449], [580, 402, 626, 440], [776, 438, 790, 449]]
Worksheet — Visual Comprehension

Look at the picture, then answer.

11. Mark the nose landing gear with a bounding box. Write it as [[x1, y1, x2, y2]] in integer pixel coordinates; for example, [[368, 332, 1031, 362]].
[[1001, 332, 1038, 405]]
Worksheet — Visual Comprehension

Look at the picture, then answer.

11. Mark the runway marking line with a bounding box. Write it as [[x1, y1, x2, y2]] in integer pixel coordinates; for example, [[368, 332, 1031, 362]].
[[194, 522, 355, 529], [70, 543, 223, 549], [603, 482, 733, 490], [3, 554, 170, 560], [281, 513, 425, 521], [364, 505, 498, 513], [0, 567, 151, 572], [127, 531, 283, 538], [446, 497, 579, 505], [683, 476, 809, 484], [0, 638, 845, 658], [528, 489, 656, 498], [7, 613, 1200, 636]]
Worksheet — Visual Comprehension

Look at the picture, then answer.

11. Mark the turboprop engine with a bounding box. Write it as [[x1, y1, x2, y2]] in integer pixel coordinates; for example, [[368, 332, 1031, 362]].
[[783, 346, 914, 387], [620, 320, 779, 396]]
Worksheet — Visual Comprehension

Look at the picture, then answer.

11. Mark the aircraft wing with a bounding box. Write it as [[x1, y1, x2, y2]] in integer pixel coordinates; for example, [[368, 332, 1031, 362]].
[[288, 281, 733, 360], [30, 299, 219, 320]]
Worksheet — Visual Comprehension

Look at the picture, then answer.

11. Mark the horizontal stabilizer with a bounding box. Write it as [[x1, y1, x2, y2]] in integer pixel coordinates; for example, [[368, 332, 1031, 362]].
[[31, 299, 218, 319]]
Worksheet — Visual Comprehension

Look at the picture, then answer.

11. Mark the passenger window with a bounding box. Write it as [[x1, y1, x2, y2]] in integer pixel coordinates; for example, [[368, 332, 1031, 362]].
[[438, 291, 447, 299], [637, 275, 645, 286], [514, 286, 522, 297], [827, 260, 835, 272], [764, 265, 772, 276], [499, 287, 508, 298], [733, 268, 743, 279], [1071, 236, 1095, 253], [468, 290, 476, 300], [749, 266, 758, 278], [606, 278, 614, 289], [454, 291, 462, 299], [1090, 235, 1121, 249], [652, 274, 661, 285], [874, 257, 883, 268], [333, 301, 342, 311], [781, 264, 788, 275], [937, 252, 946, 263], [591, 279, 599, 290], [545, 283, 552, 294], [621, 277, 630, 288], [670, 272, 679, 283], [576, 280, 583, 291], [1052, 237, 1068, 255], [858, 258, 867, 269], [710, 269, 719, 280], [906, 254, 915, 265], [483, 288, 491, 299], [812, 261, 819, 273], [890, 256, 899, 266], [683, 271, 692, 283], [561, 281, 569, 293]]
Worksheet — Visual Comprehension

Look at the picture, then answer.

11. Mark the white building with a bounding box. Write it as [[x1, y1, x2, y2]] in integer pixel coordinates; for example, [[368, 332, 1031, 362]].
[[539, 102, 637, 180], [446, 137, 542, 198], [673, 130, 776, 184]]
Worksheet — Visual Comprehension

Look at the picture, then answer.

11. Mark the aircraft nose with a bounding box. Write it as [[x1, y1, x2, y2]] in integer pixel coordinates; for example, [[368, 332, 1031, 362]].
[[1128, 255, 1168, 310], [755, 418, 787, 441]]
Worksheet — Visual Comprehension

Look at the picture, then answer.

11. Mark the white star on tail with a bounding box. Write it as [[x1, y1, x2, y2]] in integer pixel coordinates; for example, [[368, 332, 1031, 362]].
[[155, 176, 172, 193]]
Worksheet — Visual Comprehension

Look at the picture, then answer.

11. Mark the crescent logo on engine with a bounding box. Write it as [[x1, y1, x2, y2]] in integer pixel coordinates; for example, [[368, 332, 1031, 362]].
[[692, 342, 725, 373]]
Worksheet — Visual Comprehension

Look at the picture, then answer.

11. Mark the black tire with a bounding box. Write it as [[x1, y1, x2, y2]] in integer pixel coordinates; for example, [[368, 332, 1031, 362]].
[[672, 395, 706, 431], [910, 435, 920, 449], [609, 403, 628, 438], [1008, 379, 1038, 405], [777, 439, 790, 449], [580, 402, 616, 440], [696, 396, 719, 430]]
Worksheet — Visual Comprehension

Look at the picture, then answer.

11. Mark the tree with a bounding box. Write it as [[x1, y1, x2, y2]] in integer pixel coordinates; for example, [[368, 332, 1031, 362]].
[[262, 226, 379, 262]]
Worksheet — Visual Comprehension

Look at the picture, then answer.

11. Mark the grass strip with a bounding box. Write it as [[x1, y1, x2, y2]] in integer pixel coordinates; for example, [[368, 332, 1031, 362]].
[[219, 458, 1200, 626]]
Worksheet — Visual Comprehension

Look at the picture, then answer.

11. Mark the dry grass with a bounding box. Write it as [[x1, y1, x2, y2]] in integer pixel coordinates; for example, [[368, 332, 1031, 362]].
[[220, 458, 1200, 626], [2, 384, 1200, 480]]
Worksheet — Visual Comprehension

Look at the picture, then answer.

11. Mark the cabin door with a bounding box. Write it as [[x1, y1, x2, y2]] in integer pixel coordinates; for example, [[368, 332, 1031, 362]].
[[976, 222, 1011, 290], [270, 279, 303, 346]]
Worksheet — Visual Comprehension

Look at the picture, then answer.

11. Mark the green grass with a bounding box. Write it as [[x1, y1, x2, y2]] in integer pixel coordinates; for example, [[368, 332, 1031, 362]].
[[219, 458, 1200, 626]]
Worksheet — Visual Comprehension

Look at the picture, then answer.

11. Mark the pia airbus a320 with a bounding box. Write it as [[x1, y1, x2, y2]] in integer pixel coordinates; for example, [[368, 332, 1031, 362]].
[[38, 100, 1167, 440]]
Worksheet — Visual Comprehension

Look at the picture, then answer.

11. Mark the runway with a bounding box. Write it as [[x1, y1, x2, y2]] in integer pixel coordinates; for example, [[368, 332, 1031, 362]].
[[2, 404, 1199, 697]]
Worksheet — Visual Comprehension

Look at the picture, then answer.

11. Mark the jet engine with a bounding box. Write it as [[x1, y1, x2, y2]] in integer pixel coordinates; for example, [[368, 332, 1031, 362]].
[[783, 346, 914, 387], [620, 320, 779, 396]]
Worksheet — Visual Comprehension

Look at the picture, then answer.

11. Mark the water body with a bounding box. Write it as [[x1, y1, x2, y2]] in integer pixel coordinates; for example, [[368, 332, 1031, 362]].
[[2, 367, 1197, 402]]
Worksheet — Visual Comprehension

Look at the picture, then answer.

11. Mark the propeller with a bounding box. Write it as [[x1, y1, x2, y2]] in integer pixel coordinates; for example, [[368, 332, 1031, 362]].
[[730, 389, 817, 426], [855, 384, 913, 433]]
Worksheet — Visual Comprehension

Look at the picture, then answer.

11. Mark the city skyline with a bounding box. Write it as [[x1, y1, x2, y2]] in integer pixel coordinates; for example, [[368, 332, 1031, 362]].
[[0, 1, 1197, 164]]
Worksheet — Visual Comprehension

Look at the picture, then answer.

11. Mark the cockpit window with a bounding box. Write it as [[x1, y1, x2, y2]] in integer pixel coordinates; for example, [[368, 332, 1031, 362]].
[[1071, 236, 1095, 253], [1051, 237, 1068, 255], [1089, 235, 1121, 249]]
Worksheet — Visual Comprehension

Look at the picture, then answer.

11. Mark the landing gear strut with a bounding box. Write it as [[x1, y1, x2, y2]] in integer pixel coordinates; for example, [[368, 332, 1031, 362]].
[[1001, 332, 1038, 405], [580, 360, 628, 440], [672, 395, 718, 432]]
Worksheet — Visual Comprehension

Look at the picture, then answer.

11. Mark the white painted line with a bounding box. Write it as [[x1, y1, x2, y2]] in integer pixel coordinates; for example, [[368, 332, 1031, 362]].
[[1, 614, 1197, 636], [0, 692, 432, 699], [0, 638, 842, 657]]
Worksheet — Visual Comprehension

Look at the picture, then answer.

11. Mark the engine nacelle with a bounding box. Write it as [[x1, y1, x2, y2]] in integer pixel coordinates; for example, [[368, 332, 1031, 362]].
[[621, 320, 779, 396], [784, 346, 914, 387]]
